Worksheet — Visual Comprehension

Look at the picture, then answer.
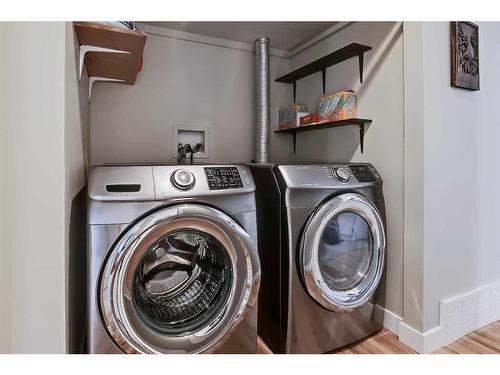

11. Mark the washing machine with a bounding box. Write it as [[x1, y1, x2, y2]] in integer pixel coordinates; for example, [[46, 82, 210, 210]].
[[87, 164, 261, 354], [250, 163, 386, 354]]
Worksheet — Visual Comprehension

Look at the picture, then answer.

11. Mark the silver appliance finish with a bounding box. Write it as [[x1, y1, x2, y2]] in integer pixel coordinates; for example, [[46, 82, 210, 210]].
[[250, 163, 386, 354], [254, 37, 270, 164], [87, 164, 260, 354]]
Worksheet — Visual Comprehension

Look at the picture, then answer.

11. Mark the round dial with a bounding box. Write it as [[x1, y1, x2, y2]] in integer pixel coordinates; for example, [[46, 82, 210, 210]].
[[171, 169, 195, 190], [333, 167, 350, 183]]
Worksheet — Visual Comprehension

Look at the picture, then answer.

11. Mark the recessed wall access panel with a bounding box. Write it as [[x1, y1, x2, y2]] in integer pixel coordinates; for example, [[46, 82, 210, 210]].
[[171, 125, 211, 160]]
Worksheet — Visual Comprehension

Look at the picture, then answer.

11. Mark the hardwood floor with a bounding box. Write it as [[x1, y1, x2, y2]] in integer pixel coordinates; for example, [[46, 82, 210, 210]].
[[256, 320, 500, 354], [436, 320, 500, 354], [334, 328, 416, 354], [256, 335, 273, 354]]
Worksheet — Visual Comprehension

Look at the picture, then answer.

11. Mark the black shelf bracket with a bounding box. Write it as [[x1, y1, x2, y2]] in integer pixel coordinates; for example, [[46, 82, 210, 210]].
[[293, 81, 297, 102], [293, 133, 297, 154], [321, 68, 326, 94], [358, 122, 365, 153], [358, 53, 364, 83]]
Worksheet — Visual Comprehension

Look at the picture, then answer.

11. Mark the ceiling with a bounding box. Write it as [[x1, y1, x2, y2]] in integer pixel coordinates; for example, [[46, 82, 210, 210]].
[[141, 22, 337, 51]]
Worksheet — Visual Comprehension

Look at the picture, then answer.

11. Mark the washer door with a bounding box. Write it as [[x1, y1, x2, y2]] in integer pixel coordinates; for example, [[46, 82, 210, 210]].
[[100, 204, 260, 353], [300, 193, 385, 312]]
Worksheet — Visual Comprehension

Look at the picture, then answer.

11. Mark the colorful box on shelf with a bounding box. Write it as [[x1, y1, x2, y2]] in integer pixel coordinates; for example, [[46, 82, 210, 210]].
[[279, 104, 309, 129], [318, 90, 357, 122], [299, 113, 319, 126]]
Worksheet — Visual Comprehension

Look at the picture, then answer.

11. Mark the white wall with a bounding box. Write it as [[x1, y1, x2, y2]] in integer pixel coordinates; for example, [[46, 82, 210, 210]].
[[64, 22, 90, 352], [400, 22, 500, 352], [273, 22, 405, 318], [90, 25, 290, 165], [0, 21, 89, 354], [402, 22, 425, 332], [421, 22, 500, 331], [0, 23, 12, 353], [65, 24, 90, 180], [0, 22, 67, 353]]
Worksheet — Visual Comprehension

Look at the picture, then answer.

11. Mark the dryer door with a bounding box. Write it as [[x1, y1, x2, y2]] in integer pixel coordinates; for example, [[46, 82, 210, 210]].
[[300, 193, 385, 312], [99, 204, 260, 353]]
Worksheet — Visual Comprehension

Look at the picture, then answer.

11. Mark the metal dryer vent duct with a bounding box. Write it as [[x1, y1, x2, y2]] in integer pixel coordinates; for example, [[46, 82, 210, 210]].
[[254, 37, 270, 164]]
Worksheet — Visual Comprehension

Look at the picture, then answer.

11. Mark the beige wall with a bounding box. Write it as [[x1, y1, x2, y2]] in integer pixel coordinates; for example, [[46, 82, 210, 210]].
[[90, 25, 290, 165], [0, 22, 67, 353]]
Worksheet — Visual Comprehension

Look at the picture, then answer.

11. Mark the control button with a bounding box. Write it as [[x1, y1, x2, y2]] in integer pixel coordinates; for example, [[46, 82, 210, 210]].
[[333, 167, 350, 183], [171, 169, 195, 190]]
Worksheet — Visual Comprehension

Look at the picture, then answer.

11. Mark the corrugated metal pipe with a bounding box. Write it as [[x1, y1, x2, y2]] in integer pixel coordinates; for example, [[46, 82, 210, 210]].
[[254, 37, 270, 164]]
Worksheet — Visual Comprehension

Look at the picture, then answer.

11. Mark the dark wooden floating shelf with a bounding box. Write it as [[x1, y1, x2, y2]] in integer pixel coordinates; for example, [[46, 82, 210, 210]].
[[275, 43, 372, 83], [275, 43, 372, 101], [275, 118, 373, 154]]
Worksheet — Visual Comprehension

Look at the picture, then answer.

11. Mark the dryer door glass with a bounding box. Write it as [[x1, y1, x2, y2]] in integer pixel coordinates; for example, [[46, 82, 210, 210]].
[[100, 204, 260, 354], [317, 212, 373, 291], [301, 193, 385, 312]]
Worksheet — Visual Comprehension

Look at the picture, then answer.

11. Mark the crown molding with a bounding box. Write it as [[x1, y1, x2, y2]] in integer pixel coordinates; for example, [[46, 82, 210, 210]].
[[136, 22, 355, 59], [136, 22, 289, 57]]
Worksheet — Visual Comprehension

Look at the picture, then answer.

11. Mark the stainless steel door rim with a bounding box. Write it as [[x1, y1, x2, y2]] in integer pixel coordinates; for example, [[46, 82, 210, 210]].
[[301, 193, 385, 312], [100, 204, 260, 353]]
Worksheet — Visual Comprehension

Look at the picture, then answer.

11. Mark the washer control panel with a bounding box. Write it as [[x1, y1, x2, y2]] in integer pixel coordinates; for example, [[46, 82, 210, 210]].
[[88, 165, 255, 201], [205, 167, 243, 190]]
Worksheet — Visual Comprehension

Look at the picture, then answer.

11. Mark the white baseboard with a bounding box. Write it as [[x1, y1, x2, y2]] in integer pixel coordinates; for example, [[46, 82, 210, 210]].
[[372, 304, 443, 353], [440, 280, 500, 346], [395, 280, 500, 353], [398, 322, 443, 353], [373, 304, 403, 335]]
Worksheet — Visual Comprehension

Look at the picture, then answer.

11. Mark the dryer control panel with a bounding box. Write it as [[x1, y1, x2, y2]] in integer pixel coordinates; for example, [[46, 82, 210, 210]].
[[278, 163, 381, 189], [350, 165, 377, 182]]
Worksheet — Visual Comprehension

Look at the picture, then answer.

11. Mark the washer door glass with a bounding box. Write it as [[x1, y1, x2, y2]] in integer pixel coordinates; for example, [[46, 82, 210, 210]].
[[301, 193, 385, 312], [100, 204, 260, 354]]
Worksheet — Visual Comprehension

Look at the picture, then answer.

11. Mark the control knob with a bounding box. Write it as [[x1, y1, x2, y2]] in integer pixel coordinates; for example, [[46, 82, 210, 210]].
[[333, 167, 350, 183], [171, 169, 195, 190]]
